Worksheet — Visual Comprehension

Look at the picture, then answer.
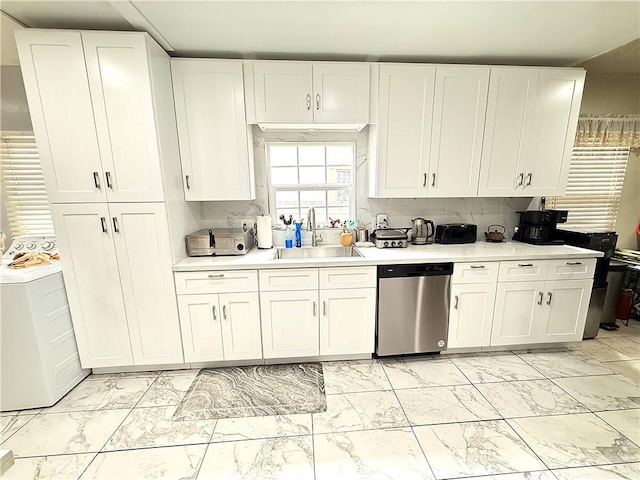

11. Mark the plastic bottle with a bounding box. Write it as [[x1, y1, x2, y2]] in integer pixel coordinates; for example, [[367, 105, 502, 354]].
[[295, 222, 302, 248], [285, 226, 293, 248]]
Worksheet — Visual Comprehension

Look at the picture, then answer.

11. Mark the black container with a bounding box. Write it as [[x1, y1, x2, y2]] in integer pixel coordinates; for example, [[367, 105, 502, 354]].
[[513, 209, 568, 245], [435, 223, 477, 244]]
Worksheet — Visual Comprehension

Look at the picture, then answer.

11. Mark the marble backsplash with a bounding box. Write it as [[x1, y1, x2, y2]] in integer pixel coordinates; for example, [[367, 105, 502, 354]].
[[197, 126, 534, 242]]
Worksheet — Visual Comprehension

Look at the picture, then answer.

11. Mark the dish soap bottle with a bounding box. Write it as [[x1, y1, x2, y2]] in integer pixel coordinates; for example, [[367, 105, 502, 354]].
[[294, 222, 302, 248], [285, 226, 293, 249]]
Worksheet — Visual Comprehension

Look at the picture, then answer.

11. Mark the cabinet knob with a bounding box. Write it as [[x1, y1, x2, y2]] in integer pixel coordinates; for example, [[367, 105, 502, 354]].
[[316, 94, 320, 110], [185, 175, 191, 190], [525, 173, 532, 186], [323, 301, 327, 316], [208, 274, 225, 279], [306, 94, 311, 110], [546, 292, 553, 305], [431, 173, 436, 187], [212, 305, 217, 320], [470, 265, 485, 269], [517, 173, 524, 187], [112, 217, 120, 233], [537, 291, 543, 305], [518, 263, 533, 267], [93, 172, 101, 190], [223, 305, 228, 320], [313, 301, 317, 316], [105, 171, 113, 189], [423, 173, 427, 187], [100, 216, 107, 233], [566, 262, 582, 266], [454, 295, 459, 309]]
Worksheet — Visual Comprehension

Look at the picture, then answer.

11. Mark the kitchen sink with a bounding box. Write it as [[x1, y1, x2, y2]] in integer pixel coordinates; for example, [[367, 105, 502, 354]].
[[273, 246, 363, 259]]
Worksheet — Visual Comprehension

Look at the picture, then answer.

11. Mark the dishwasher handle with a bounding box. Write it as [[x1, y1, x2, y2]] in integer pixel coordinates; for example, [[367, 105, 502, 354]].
[[377, 263, 454, 278]]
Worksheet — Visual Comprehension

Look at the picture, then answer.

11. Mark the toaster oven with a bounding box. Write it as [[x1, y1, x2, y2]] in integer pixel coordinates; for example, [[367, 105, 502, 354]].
[[186, 228, 255, 256], [435, 223, 477, 244]]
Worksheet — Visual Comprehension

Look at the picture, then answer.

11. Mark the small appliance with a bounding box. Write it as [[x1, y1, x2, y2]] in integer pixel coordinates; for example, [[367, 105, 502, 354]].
[[370, 229, 409, 248], [186, 227, 255, 256], [411, 218, 435, 245], [435, 223, 477, 244], [513, 210, 568, 245]]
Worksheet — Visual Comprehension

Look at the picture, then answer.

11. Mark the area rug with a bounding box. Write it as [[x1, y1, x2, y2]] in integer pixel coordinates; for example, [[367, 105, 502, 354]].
[[172, 363, 326, 421]]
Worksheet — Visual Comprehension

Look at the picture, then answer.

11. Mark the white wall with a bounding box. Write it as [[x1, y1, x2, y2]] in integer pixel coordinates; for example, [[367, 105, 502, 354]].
[[579, 74, 640, 249], [197, 127, 531, 243]]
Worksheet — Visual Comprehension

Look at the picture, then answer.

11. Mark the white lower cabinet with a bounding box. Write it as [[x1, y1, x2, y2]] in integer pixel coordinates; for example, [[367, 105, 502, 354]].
[[320, 288, 376, 355], [538, 279, 593, 343], [491, 281, 545, 346], [52, 202, 182, 368], [260, 290, 320, 359], [448, 283, 496, 348], [178, 292, 262, 362]]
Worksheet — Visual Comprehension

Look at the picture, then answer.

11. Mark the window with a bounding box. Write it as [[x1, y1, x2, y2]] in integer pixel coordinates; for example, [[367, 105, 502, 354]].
[[0, 133, 54, 236], [267, 143, 354, 225], [550, 146, 630, 230]]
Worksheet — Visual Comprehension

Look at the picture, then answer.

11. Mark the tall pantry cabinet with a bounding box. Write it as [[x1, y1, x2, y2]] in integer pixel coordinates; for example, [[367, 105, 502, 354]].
[[16, 29, 193, 368]]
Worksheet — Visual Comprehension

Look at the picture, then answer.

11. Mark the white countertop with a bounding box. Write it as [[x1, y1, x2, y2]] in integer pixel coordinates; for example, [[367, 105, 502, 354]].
[[173, 241, 602, 272]]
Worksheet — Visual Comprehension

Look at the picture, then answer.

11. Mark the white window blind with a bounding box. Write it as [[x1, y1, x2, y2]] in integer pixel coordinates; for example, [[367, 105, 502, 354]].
[[550, 146, 630, 230], [0, 134, 54, 236]]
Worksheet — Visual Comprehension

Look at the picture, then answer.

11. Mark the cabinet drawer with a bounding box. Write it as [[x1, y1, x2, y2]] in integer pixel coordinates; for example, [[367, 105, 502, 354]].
[[498, 260, 548, 282], [452, 262, 499, 284], [319, 267, 376, 289], [175, 270, 258, 294], [546, 258, 596, 281], [259, 268, 319, 291]]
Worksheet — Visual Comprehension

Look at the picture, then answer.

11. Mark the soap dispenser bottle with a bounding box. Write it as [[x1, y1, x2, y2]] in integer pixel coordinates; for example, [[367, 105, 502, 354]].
[[284, 226, 293, 248], [294, 222, 302, 247]]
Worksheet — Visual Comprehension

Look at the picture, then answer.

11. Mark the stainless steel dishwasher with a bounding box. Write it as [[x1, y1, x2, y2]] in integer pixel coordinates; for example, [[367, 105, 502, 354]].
[[376, 263, 453, 356]]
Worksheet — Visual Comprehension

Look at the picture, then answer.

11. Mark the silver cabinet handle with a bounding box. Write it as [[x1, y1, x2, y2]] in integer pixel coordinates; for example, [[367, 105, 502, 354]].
[[208, 274, 224, 279], [185, 175, 190, 190], [100, 216, 107, 233], [306, 94, 311, 110], [538, 292, 543, 305], [470, 265, 485, 269], [525, 173, 532, 186], [112, 217, 119, 233], [423, 173, 427, 187], [105, 171, 113, 189], [546, 292, 553, 305], [223, 305, 227, 320], [323, 301, 326, 316], [454, 295, 459, 309], [313, 301, 316, 316], [315, 94, 320, 110], [517, 173, 524, 187], [518, 263, 533, 267], [566, 262, 582, 266], [93, 171, 101, 189], [431, 173, 436, 187], [212, 305, 217, 320]]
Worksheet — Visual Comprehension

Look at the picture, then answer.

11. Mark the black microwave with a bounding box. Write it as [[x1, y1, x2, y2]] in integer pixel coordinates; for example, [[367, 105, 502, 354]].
[[435, 223, 477, 244]]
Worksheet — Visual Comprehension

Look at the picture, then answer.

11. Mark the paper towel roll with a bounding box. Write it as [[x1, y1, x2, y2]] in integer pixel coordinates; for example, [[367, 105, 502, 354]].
[[256, 215, 273, 249]]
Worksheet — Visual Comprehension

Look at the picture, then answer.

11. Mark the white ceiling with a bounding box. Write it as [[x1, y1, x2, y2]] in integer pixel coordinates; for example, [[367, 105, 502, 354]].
[[1, 1, 639, 67]]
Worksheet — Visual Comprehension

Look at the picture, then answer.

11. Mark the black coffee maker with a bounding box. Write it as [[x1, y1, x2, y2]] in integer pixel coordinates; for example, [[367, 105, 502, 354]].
[[513, 210, 568, 245]]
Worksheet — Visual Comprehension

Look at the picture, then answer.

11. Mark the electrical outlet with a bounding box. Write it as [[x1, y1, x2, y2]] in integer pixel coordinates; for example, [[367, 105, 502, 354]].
[[375, 213, 388, 230]]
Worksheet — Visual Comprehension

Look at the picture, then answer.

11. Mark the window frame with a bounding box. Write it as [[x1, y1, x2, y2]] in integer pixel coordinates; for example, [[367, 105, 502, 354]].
[[266, 141, 357, 225]]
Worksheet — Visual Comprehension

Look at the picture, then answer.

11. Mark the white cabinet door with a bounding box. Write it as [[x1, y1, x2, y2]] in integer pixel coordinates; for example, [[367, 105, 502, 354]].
[[525, 68, 585, 196], [260, 290, 319, 359], [428, 66, 489, 197], [448, 284, 497, 348], [320, 288, 375, 355], [171, 60, 254, 201], [491, 281, 545, 346], [220, 292, 263, 361], [82, 32, 165, 203], [50, 204, 132, 367], [538, 279, 593, 343], [177, 294, 224, 363], [373, 65, 435, 197], [312, 63, 369, 124], [109, 203, 183, 365], [478, 68, 538, 197], [15, 30, 105, 203], [254, 62, 313, 123]]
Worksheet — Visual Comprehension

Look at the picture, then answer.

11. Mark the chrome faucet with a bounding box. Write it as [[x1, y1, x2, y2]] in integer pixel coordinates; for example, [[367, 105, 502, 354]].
[[306, 206, 323, 246]]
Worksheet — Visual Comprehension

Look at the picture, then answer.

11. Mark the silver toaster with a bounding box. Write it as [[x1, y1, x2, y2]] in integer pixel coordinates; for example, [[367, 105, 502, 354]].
[[186, 227, 255, 256]]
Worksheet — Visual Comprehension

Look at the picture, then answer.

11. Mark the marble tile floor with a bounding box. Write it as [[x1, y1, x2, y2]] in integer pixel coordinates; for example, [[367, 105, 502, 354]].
[[0, 320, 639, 479]]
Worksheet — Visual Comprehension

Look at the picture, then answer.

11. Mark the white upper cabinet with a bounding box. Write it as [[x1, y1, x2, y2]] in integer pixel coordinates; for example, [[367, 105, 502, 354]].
[[171, 59, 255, 201], [312, 63, 370, 124], [253, 61, 369, 124], [371, 64, 435, 197], [15, 30, 105, 203], [525, 69, 585, 196], [478, 68, 538, 196], [82, 33, 165, 203], [428, 66, 489, 197], [254, 62, 314, 123]]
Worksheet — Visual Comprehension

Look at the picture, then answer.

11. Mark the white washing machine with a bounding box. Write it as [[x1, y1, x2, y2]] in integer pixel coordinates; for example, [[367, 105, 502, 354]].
[[1, 235, 89, 411]]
